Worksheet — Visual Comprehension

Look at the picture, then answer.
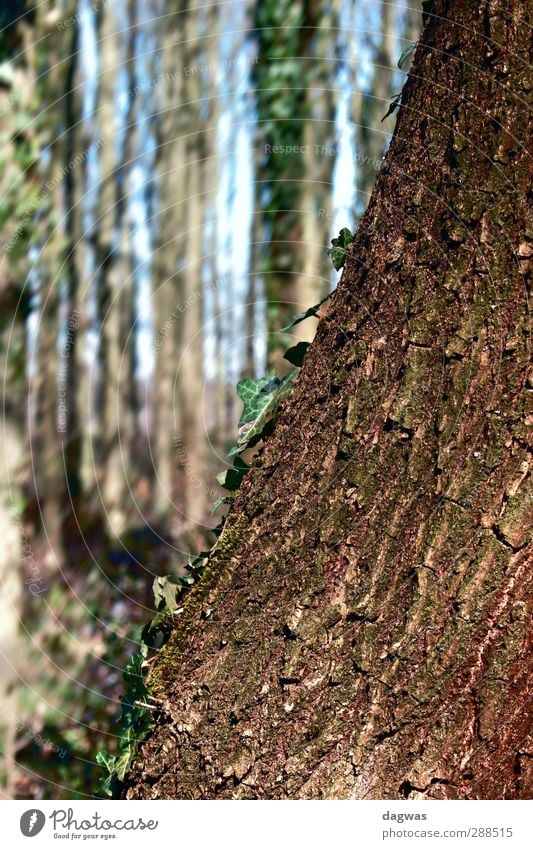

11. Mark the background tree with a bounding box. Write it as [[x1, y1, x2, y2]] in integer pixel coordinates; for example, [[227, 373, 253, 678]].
[[356, 0, 396, 205], [32, 2, 76, 571], [95, 0, 137, 538], [125, 0, 532, 800], [177, 0, 211, 537], [251, 0, 315, 365], [153, 0, 188, 522], [0, 3, 35, 798], [293, 0, 341, 346], [62, 8, 84, 510]]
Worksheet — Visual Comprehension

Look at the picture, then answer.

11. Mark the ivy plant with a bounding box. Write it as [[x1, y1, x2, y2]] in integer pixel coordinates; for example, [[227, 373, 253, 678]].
[[96, 228, 354, 795], [96, 646, 154, 796], [326, 227, 355, 270]]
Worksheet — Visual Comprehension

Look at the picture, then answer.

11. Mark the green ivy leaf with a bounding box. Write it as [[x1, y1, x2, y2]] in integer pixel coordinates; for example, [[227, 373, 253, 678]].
[[187, 551, 210, 574], [122, 651, 149, 701], [326, 227, 355, 270], [236, 376, 279, 425], [283, 340, 309, 367], [281, 293, 331, 332], [152, 575, 182, 613], [381, 92, 403, 122], [141, 610, 173, 642], [217, 456, 250, 489], [96, 759, 116, 797], [97, 644, 155, 797], [229, 370, 298, 458], [113, 750, 135, 783], [96, 750, 115, 772], [211, 495, 230, 514], [398, 43, 416, 69]]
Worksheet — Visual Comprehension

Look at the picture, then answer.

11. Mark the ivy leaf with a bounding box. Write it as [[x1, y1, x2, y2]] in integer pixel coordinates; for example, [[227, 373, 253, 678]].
[[141, 610, 173, 643], [113, 749, 135, 783], [228, 376, 283, 458], [326, 227, 355, 270], [98, 641, 156, 795], [96, 750, 115, 773], [210, 495, 229, 514], [236, 376, 279, 426], [122, 650, 148, 695], [381, 92, 403, 122], [228, 370, 298, 458], [284, 340, 309, 367], [398, 43, 416, 69], [281, 293, 331, 332], [152, 575, 182, 613], [96, 758, 116, 797], [217, 456, 250, 489], [216, 467, 245, 490], [187, 551, 210, 574]]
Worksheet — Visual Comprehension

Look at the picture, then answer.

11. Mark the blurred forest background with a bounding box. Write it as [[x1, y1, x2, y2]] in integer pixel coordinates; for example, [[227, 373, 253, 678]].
[[0, 0, 421, 798]]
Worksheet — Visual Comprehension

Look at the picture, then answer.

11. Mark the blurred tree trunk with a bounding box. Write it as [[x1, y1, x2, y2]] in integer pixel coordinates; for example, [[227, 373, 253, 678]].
[[404, 1, 422, 48], [153, 1, 188, 521], [251, 0, 341, 361], [177, 0, 210, 537], [70, 5, 103, 498], [96, 0, 136, 537], [0, 10, 33, 436], [252, 0, 312, 366], [293, 0, 341, 346], [204, 3, 226, 441], [154, 0, 211, 538], [63, 13, 83, 509], [356, 0, 396, 204], [126, 0, 532, 799], [0, 412, 24, 799], [33, 2, 80, 569], [0, 4, 35, 799]]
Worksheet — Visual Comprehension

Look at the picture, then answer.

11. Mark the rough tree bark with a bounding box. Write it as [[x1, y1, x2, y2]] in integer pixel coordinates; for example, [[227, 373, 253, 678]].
[[126, 0, 532, 799]]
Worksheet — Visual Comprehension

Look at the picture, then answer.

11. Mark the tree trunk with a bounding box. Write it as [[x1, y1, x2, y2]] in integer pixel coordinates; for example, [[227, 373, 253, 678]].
[[0, 5, 39, 798], [251, 0, 316, 366], [356, 0, 396, 205], [152, 1, 188, 522], [153, 0, 213, 538], [63, 14, 83, 507], [404, 1, 423, 49], [174, 0, 210, 538], [96, 0, 136, 537], [292, 0, 340, 346], [126, 0, 532, 800], [33, 4, 77, 571]]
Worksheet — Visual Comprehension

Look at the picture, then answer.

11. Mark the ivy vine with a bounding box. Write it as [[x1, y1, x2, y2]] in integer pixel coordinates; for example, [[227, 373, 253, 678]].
[[96, 228, 352, 796]]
